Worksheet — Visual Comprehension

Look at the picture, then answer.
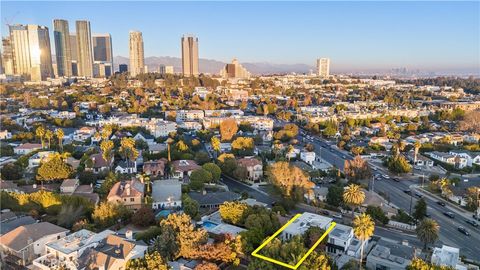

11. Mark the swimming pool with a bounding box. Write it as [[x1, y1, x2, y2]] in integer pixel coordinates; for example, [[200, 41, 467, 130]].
[[156, 210, 172, 218], [202, 221, 219, 229]]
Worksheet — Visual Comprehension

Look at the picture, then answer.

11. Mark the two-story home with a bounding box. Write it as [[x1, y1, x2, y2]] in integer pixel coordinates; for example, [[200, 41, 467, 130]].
[[0, 222, 69, 266], [237, 157, 263, 183], [73, 126, 96, 142], [143, 159, 167, 177], [171, 160, 201, 180], [300, 151, 316, 166], [107, 179, 145, 210], [14, 143, 42, 155], [151, 180, 182, 210], [86, 153, 110, 173], [114, 160, 137, 174]]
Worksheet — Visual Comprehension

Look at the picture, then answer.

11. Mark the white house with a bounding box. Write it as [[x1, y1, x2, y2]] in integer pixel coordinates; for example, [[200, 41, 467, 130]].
[[133, 132, 155, 146], [449, 150, 480, 167], [428, 151, 468, 169], [151, 180, 182, 210], [14, 143, 42, 155], [0, 130, 12, 140], [73, 127, 96, 142], [60, 178, 80, 194], [431, 245, 467, 270], [28, 151, 55, 168], [327, 223, 355, 255], [114, 161, 137, 174], [282, 213, 333, 241], [300, 151, 316, 166]]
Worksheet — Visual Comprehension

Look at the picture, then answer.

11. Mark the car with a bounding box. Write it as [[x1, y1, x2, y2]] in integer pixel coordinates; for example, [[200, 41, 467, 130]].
[[444, 212, 455, 218], [403, 189, 412, 194], [458, 226, 470, 236], [473, 214, 480, 221], [425, 213, 431, 218], [320, 210, 330, 216], [437, 201, 446, 207], [332, 213, 343, 219], [465, 219, 479, 227], [373, 167, 378, 171], [393, 177, 400, 182], [383, 175, 390, 179], [414, 192, 423, 198]]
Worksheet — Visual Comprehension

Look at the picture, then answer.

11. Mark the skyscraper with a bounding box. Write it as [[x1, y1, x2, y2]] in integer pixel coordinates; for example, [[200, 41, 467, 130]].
[[2, 37, 14, 75], [129, 31, 144, 77], [316, 58, 330, 78], [119, 64, 128, 73], [93, 33, 113, 77], [220, 58, 251, 79], [53, 19, 72, 77], [76, 20, 93, 77], [69, 34, 78, 76], [181, 35, 199, 77], [8, 24, 53, 81]]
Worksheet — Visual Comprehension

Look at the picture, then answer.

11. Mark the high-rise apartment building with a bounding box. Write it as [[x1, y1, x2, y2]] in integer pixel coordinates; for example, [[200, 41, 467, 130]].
[[316, 58, 330, 78], [53, 19, 72, 77], [159, 64, 174, 74], [129, 31, 144, 77], [93, 34, 113, 77], [119, 64, 128, 73], [69, 34, 78, 76], [220, 58, 251, 79], [76, 20, 93, 77], [181, 35, 199, 77], [8, 24, 53, 81]]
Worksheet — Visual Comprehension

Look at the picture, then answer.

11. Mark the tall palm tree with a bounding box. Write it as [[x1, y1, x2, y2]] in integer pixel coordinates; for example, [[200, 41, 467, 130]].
[[56, 128, 64, 152], [414, 141, 421, 163], [353, 213, 375, 269], [45, 130, 53, 149], [416, 218, 439, 250], [36, 126, 45, 148], [343, 184, 365, 217]]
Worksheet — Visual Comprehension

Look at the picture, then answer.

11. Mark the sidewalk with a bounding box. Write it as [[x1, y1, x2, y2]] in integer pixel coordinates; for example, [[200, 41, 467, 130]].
[[410, 184, 473, 219]]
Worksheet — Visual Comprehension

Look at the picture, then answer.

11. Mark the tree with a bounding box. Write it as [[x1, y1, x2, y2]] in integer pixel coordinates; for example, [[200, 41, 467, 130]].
[[413, 198, 427, 221], [176, 140, 189, 152], [56, 128, 64, 152], [36, 126, 45, 148], [100, 140, 114, 167], [210, 136, 221, 156], [407, 258, 454, 270], [267, 161, 314, 198], [195, 262, 220, 270], [326, 184, 344, 207], [219, 201, 249, 225], [416, 218, 439, 250], [194, 151, 210, 165], [190, 168, 213, 189], [57, 204, 85, 228], [1, 163, 23, 180], [459, 110, 480, 133], [159, 213, 208, 259], [220, 119, 238, 141], [202, 163, 221, 182], [414, 141, 421, 163], [132, 206, 155, 226], [37, 154, 74, 181], [353, 213, 375, 269], [342, 184, 365, 215], [120, 137, 139, 167], [92, 201, 132, 228], [233, 166, 248, 181], [304, 226, 327, 248], [183, 194, 200, 219], [386, 155, 412, 173], [344, 156, 371, 181], [126, 251, 169, 270], [151, 225, 178, 261], [365, 206, 389, 225], [465, 186, 480, 211], [99, 172, 119, 195], [45, 130, 53, 149], [231, 137, 254, 156]]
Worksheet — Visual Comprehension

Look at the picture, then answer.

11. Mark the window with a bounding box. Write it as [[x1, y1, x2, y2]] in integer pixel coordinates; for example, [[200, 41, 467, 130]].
[[130, 198, 135, 202]]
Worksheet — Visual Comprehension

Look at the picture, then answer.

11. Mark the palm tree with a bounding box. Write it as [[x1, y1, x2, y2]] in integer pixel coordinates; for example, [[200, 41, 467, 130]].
[[210, 136, 221, 158], [286, 145, 295, 161], [56, 128, 64, 152], [45, 130, 53, 149], [166, 138, 174, 162], [353, 213, 375, 269], [36, 126, 45, 148], [413, 141, 421, 164], [416, 218, 439, 250], [342, 184, 365, 217]]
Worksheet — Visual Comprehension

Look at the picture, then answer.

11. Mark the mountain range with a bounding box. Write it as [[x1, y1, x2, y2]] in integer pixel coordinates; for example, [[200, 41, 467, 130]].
[[113, 56, 315, 75]]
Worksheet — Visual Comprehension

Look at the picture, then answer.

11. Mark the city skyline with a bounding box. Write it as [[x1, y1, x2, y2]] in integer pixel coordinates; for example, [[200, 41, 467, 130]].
[[1, 1, 479, 74]]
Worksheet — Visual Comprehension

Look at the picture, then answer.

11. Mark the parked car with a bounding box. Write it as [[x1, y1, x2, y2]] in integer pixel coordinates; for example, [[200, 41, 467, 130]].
[[444, 212, 455, 219], [383, 175, 390, 179], [465, 219, 478, 227], [458, 226, 470, 236], [437, 201, 446, 207], [393, 177, 400, 182], [403, 189, 411, 194], [332, 213, 343, 219], [414, 192, 423, 198]]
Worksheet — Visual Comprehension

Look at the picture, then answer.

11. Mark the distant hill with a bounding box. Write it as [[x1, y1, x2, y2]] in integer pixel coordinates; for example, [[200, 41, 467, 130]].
[[113, 56, 314, 75]]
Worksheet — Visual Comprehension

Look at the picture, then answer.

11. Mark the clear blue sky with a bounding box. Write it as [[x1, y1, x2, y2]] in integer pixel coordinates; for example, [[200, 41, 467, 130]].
[[1, 1, 479, 73]]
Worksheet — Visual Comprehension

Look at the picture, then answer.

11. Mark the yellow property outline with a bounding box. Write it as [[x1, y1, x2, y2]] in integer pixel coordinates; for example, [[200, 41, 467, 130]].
[[251, 213, 337, 269]]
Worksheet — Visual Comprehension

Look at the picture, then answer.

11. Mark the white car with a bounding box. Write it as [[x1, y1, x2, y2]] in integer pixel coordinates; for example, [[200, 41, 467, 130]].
[[383, 174, 390, 179]]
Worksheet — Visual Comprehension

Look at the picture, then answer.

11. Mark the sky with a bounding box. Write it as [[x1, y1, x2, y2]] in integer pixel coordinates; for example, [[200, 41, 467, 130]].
[[1, 1, 479, 73]]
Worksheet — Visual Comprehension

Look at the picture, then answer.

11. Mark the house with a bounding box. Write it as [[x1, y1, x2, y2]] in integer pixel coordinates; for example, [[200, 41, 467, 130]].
[[369, 137, 389, 146], [14, 143, 42, 155], [148, 143, 167, 154], [28, 151, 55, 168], [73, 184, 100, 205], [60, 178, 79, 194], [366, 239, 415, 270], [406, 152, 434, 167], [286, 148, 300, 159], [312, 186, 329, 202], [0, 222, 69, 266], [32, 229, 114, 270], [282, 213, 333, 241], [0, 215, 36, 236], [78, 234, 148, 270], [431, 245, 467, 270], [133, 132, 155, 145], [0, 181, 23, 193], [237, 157, 263, 183], [449, 150, 480, 167], [428, 151, 468, 169], [107, 179, 145, 210], [188, 191, 241, 209], [327, 223, 355, 256], [73, 126, 96, 142], [110, 131, 133, 140], [143, 159, 167, 177], [0, 130, 12, 140], [151, 180, 182, 210], [171, 160, 201, 180], [86, 153, 110, 173], [300, 151, 316, 166], [115, 160, 137, 174]]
